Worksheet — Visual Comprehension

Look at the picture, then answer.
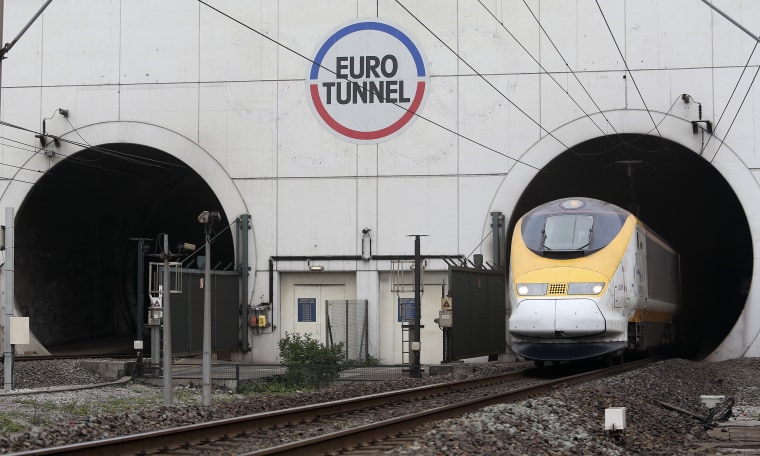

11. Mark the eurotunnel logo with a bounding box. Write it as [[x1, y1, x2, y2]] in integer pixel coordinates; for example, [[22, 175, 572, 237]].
[[307, 20, 429, 144]]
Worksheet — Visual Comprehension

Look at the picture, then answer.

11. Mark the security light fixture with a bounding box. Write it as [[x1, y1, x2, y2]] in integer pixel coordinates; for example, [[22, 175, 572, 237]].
[[198, 211, 220, 225]]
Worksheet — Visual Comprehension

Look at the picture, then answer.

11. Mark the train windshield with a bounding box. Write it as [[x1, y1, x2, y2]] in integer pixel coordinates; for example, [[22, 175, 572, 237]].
[[542, 214, 593, 250], [521, 205, 628, 257]]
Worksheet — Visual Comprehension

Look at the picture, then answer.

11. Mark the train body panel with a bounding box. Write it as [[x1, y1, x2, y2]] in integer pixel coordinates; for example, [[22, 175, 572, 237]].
[[508, 197, 680, 363]]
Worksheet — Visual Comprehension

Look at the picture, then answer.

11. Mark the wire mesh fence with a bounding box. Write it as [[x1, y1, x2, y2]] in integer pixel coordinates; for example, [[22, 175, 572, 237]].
[[326, 299, 369, 362]]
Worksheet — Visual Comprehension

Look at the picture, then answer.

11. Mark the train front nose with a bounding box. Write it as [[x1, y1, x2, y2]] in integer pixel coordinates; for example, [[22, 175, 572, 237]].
[[509, 298, 606, 338]]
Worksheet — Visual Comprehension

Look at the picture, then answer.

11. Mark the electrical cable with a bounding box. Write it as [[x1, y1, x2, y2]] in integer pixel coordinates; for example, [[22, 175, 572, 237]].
[[196, 0, 542, 171], [710, 62, 760, 164], [479, 0, 643, 163], [180, 220, 235, 268], [573, 95, 681, 157], [512, 2, 618, 135], [0, 119, 184, 169], [465, 229, 493, 261], [394, 0, 572, 155], [594, 0, 664, 140], [0, 135, 137, 178], [705, 40, 760, 160], [61, 124, 182, 168]]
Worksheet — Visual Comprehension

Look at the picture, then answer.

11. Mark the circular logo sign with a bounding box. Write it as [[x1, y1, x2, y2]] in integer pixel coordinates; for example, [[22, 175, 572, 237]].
[[307, 20, 429, 144]]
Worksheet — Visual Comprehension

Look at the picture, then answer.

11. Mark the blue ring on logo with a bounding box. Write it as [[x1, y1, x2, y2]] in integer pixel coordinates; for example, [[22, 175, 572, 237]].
[[309, 21, 426, 80]]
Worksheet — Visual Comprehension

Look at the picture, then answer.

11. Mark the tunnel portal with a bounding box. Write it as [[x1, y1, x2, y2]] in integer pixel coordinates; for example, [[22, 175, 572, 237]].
[[14, 143, 235, 352], [510, 134, 752, 360]]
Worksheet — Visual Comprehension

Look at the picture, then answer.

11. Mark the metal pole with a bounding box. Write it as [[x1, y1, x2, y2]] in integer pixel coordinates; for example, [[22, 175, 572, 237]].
[[4, 207, 13, 391], [131, 238, 150, 364], [412, 235, 422, 378], [202, 226, 212, 406], [239, 215, 250, 352], [491, 212, 502, 269], [162, 234, 173, 405], [136, 240, 145, 343], [0, 1, 9, 395], [701, 0, 760, 44], [0, 0, 52, 59]]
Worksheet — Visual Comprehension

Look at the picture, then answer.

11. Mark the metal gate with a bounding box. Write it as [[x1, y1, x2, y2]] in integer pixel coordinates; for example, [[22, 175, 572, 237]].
[[169, 269, 240, 355], [326, 299, 369, 362], [448, 266, 507, 360]]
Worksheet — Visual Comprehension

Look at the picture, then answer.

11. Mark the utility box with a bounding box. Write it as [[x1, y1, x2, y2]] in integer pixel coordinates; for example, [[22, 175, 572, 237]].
[[701, 395, 726, 409], [9, 317, 29, 345], [437, 310, 453, 327], [604, 407, 626, 431]]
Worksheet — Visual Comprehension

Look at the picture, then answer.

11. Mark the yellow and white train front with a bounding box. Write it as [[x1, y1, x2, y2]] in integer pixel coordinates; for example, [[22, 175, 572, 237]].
[[508, 198, 637, 362]]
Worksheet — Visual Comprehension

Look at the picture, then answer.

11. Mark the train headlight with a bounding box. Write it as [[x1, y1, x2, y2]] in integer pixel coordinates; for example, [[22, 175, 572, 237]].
[[516, 283, 547, 296], [567, 282, 605, 295]]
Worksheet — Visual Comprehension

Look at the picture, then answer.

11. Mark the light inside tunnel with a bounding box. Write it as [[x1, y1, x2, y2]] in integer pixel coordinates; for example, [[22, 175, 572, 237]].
[[509, 134, 752, 360], [14, 143, 234, 351]]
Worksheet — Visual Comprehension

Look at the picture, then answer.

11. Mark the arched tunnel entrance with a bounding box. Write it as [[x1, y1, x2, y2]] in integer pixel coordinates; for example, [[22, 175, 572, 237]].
[[509, 134, 752, 360], [14, 143, 235, 353]]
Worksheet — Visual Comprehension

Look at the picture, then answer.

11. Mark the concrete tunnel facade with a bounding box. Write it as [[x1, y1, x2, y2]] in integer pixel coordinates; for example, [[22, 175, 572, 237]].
[[0, 1, 758, 364]]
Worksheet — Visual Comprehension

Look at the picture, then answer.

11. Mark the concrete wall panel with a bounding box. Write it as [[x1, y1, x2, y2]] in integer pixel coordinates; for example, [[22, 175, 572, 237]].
[[276, 178, 357, 256], [4, 0, 760, 363], [120, 1, 200, 84]]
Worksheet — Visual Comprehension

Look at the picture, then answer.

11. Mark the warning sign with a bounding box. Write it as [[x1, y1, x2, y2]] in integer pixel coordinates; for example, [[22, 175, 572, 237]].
[[441, 296, 453, 311]]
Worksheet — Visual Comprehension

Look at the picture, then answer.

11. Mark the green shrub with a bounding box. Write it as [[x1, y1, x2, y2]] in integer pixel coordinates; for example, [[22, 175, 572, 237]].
[[278, 332, 345, 365], [273, 332, 346, 390], [0, 413, 25, 433]]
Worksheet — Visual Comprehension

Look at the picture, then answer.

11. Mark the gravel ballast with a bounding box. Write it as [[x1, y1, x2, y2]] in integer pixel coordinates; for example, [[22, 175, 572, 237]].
[[0, 358, 757, 454]]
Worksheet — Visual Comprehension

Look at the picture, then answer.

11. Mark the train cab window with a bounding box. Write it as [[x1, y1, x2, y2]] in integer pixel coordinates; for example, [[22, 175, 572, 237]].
[[520, 199, 629, 258], [542, 214, 593, 251]]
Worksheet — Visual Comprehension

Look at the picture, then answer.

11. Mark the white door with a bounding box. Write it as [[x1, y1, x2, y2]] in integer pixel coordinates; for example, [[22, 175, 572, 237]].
[[293, 284, 346, 343]]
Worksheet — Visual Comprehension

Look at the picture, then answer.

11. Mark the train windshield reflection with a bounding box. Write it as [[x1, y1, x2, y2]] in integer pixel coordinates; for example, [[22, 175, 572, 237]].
[[542, 214, 594, 250]]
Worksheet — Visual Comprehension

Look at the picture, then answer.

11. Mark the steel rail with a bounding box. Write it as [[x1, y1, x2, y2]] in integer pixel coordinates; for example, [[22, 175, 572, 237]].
[[8, 359, 655, 455], [8, 369, 532, 456], [241, 358, 656, 455]]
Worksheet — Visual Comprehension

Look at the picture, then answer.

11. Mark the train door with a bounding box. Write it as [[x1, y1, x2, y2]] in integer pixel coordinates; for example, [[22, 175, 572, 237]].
[[292, 284, 346, 343], [614, 264, 625, 308], [635, 229, 647, 306]]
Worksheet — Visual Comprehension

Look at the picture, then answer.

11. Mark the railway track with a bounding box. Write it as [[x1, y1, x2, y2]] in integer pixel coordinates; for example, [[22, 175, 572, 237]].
[[8, 357, 656, 456]]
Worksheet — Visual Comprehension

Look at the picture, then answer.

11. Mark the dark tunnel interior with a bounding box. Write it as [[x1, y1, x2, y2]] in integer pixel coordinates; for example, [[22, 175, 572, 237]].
[[509, 133, 752, 360], [14, 144, 235, 352]]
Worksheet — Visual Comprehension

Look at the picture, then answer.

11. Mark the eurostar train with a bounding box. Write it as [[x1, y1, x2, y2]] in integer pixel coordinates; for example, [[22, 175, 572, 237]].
[[508, 197, 680, 365]]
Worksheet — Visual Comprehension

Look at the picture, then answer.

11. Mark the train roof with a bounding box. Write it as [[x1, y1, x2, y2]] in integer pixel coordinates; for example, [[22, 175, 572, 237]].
[[517, 197, 677, 257]]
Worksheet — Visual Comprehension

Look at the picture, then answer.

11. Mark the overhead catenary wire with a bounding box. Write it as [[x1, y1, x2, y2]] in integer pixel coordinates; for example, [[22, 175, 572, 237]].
[[574, 95, 681, 158], [594, 0, 664, 140], [0, 119, 184, 170], [393, 0, 573, 156], [196, 0, 541, 171], [474, 0, 640, 163], [698, 2, 760, 162], [0, 135, 141, 178], [180, 220, 235, 268], [3, 2, 737, 180], [704, 40, 759, 154], [465, 229, 493, 261], [709, 61, 760, 164]]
